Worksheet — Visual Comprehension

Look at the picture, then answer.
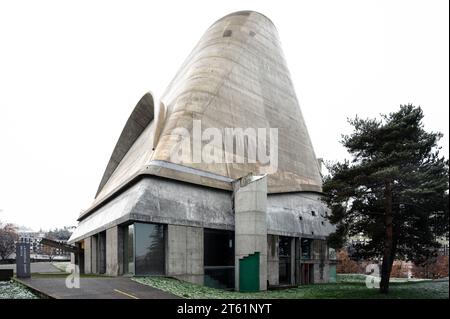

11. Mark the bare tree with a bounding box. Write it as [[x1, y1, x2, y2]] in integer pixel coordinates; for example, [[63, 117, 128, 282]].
[[0, 222, 19, 260]]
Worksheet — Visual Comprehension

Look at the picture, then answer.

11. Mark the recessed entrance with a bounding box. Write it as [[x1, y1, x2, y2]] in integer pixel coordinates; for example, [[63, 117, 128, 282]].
[[300, 263, 314, 285], [204, 228, 235, 289]]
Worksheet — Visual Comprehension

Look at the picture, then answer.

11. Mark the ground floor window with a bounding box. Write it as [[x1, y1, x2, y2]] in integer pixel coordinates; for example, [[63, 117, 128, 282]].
[[279, 236, 292, 285], [204, 228, 234, 289], [123, 222, 165, 276], [301, 238, 312, 260]]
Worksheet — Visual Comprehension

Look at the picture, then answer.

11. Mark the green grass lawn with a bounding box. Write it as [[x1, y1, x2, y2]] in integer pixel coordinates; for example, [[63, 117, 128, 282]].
[[132, 276, 449, 299]]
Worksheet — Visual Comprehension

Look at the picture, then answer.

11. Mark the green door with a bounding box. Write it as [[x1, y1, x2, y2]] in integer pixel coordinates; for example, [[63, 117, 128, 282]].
[[329, 265, 337, 283], [239, 252, 260, 292]]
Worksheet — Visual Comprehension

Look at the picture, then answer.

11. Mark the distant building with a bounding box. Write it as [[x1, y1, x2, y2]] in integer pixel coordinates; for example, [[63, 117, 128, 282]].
[[18, 228, 70, 258], [69, 11, 336, 291], [17, 229, 45, 255]]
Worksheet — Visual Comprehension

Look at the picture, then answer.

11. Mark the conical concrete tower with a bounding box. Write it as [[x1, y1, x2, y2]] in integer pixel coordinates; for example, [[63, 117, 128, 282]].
[[94, 10, 322, 206]]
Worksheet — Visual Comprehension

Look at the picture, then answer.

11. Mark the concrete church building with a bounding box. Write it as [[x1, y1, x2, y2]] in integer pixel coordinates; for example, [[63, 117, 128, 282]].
[[69, 11, 336, 291]]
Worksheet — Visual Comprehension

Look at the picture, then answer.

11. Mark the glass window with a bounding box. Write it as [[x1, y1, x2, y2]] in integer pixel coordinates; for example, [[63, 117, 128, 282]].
[[279, 236, 292, 285], [204, 229, 234, 267], [204, 229, 235, 289], [134, 223, 165, 275], [124, 224, 135, 275], [301, 238, 312, 260], [279, 236, 291, 258]]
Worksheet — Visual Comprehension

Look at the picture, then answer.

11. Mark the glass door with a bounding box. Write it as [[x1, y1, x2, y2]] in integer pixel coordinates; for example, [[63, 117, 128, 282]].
[[124, 224, 135, 275]]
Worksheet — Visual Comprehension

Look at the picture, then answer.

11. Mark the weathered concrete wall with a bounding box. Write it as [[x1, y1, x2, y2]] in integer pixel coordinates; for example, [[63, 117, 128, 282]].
[[71, 177, 335, 247], [70, 177, 233, 243], [314, 263, 330, 283], [234, 175, 267, 291], [98, 232, 106, 274], [267, 234, 279, 286], [166, 225, 203, 285], [290, 237, 296, 285], [84, 237, 92, 274], [106, 226, 123, 276], [267, 192, 334, 238]]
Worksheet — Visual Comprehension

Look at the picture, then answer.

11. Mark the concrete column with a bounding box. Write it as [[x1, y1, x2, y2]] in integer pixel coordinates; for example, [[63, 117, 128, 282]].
[[98, 232, 106, 274], [166, 225, 203, 285], [106, 226, 123, 276], [295, 238, 301, 285], [84, 237, 92, 274], [234, 174, 267, 291], [267, 235, 279, 286], [91, 235, 98, 274], [290, 237, 296, 285]]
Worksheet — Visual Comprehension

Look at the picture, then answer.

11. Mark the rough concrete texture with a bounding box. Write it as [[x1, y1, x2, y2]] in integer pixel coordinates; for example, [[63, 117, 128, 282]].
[[70, 176, 233, 243], [84, 237, 92, 274], [106, 226, 123, 276], [70, 176, 335, 246], [290, 237, 296, 284], [154, 11, 322, 193], [98, 232, 106, 274], [267, 192, 334, 238], [166, 225, 203, 285], [314, 263, 330, 284], [267, 234, 279, 286], [78, 10, 324, 223], [234, 175, 267, 291]]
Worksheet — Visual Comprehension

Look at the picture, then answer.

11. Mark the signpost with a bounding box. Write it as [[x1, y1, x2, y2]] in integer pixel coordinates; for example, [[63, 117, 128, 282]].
[[16, 242, 31, 278]]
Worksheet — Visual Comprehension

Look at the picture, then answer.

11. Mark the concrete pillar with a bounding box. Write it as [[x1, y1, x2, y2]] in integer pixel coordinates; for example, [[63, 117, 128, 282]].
[[166, 225, 203, 285], [234, 174, 267, 291], [106, 226, 123, 276], [98, 232, 106, 274], [267, 235, 279, 286], [290, 237, 296, 285], [295, 238, 301, 285], [84, 237, 92, 274], [91, 235, 98, 274]]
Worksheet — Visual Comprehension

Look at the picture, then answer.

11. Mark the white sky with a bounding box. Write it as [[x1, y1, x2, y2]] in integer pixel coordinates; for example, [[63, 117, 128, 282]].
[[0, 0, 448, 231]]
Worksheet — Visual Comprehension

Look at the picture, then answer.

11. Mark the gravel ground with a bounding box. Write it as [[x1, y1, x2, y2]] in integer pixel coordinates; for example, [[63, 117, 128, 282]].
[[0, 281, 39, 299], [133, 276, 449, 299]]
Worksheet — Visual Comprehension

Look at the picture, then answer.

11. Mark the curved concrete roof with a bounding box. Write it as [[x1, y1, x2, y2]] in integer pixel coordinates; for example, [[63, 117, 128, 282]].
[[87, 11, 322, 220], [95, 92, 154, 197]]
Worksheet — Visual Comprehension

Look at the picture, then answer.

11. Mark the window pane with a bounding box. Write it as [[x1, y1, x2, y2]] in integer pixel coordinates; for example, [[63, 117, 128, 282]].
[[124, 224, 135, 275], [204, 228, 235, 289], [134, 223, 165, 275], [204, 229, 234, 266]]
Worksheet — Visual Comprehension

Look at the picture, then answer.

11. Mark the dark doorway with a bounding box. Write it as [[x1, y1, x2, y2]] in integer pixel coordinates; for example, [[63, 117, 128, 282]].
[[279, 236, 292, 285], [300, 263, 314, 284], [204, 228, 234, 289]]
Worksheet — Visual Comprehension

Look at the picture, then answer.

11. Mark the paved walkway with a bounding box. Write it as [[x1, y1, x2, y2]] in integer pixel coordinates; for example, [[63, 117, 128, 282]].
[[0, 262, 63, 274], [16, 276, 179, 299]]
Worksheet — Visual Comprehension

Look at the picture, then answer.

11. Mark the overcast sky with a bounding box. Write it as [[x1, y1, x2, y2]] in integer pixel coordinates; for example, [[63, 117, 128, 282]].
[[0, 0, 448, 231]]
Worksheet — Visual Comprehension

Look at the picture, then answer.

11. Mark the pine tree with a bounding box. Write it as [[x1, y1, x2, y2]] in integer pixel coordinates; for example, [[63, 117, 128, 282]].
[[323, 105, 449, 293]]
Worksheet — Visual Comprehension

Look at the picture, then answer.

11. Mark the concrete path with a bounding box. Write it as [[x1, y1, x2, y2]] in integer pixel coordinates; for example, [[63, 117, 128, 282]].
[[16, 276, 179, 299], [0, 262, 63, 274]]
